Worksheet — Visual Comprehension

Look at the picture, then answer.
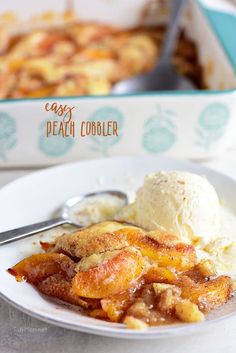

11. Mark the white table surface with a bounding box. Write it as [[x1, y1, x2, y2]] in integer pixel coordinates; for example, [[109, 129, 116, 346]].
[[1, 153, 236, 353]]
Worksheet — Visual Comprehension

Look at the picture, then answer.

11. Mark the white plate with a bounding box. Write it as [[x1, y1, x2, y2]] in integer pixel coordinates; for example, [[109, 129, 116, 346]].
[[0, 156, 236, 339]]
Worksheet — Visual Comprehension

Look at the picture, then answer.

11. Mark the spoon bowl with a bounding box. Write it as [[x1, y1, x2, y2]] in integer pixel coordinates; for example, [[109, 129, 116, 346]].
[[112, 64, 195, 94], [112, 0, 195, 94], [58, 190, 128, 226]]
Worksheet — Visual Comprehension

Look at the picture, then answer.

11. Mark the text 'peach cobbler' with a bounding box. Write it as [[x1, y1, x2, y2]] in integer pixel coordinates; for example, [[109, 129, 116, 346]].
[[8, 221, 233, 329], [0, 17, 204, 99]]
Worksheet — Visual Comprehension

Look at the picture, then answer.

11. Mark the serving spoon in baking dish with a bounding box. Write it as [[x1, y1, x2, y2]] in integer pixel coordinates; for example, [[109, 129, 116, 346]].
[[0, 190, 128, 245], [112, 0, 195, 94]]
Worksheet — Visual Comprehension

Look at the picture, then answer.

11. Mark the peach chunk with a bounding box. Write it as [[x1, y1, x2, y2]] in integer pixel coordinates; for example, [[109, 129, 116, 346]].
[[138, 238, 196, 271], [144, 264, 177, 284], [180, 275, 233, 311], [101, 283, 143, 322], [90, 308, 109, 320], [8, 253, 76, 284], [72, 249, 146, 299], [117, 228, 197, 271], [101, 294, 130, 322]]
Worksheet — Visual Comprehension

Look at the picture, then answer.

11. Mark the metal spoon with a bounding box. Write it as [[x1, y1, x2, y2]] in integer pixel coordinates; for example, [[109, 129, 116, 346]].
[[0, 190, 128, 245], [112, 0, 195, 94]]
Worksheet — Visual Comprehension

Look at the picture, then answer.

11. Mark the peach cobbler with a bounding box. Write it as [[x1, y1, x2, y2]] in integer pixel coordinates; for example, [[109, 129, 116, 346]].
[[0, 18, 204, 99], [9, 221, 233, 329]]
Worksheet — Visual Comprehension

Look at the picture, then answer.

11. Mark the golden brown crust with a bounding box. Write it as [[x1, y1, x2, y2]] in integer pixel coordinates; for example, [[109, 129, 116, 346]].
[[51, 221, 133, 257], [50, 222, 197, 271]]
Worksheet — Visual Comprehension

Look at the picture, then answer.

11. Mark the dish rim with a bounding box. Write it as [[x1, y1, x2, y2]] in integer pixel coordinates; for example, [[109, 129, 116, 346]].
[[0, 88, 236, 105]]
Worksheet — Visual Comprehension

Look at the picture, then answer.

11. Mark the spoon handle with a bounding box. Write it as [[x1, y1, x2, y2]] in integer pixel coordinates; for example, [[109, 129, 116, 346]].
[[0, 217, 68, 245], [159, 0, 187, 65]]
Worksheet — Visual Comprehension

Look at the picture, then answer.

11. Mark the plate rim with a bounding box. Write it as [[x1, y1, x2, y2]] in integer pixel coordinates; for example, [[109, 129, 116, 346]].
[[1, 155, 236, 197], [0, 155, 236, 339], [1, 290, 235, 340]]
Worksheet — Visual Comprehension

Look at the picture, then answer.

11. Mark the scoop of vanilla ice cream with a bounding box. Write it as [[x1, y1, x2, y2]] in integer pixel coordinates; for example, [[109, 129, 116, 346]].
[[116, 171, 220, 244]]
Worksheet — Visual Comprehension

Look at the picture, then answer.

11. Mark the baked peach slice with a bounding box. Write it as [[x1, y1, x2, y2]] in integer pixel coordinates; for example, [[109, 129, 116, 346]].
[[8, 253, 76, 284], [180, 275, 233, 311], [101, 282, 143, 322], [8, 253, 101, 309], [144, 264, 178, 284], [72, 248, 147, 299], [115, 228, 197, 271], [89, 308, 109, 320], [139, 237, 196, 271]]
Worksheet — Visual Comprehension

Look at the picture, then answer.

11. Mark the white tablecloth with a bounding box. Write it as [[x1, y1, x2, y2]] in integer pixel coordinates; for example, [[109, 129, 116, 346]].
[[1, 153, 236, 353]]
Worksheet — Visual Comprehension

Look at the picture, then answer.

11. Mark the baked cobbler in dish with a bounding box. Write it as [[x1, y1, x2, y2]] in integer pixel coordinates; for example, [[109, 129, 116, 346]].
[[9, 221, 232, 329], [0, 15, 204, 98]]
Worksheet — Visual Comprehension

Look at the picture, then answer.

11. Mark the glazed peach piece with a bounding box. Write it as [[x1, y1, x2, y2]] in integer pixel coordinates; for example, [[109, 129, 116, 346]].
[[8, 253, 76, 284], [101, 282, 143, 322], [108, 227, 197, 271], [129, 232, 197, 271], [72, 249, 146, 298], [144, 264, 178, 284], [180, 275, 233, 311]]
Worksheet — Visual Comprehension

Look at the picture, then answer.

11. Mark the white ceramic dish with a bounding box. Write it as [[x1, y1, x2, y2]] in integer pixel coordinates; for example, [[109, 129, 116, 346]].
[[0, 156, 236, 339], [0, 0, 236, 166]]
